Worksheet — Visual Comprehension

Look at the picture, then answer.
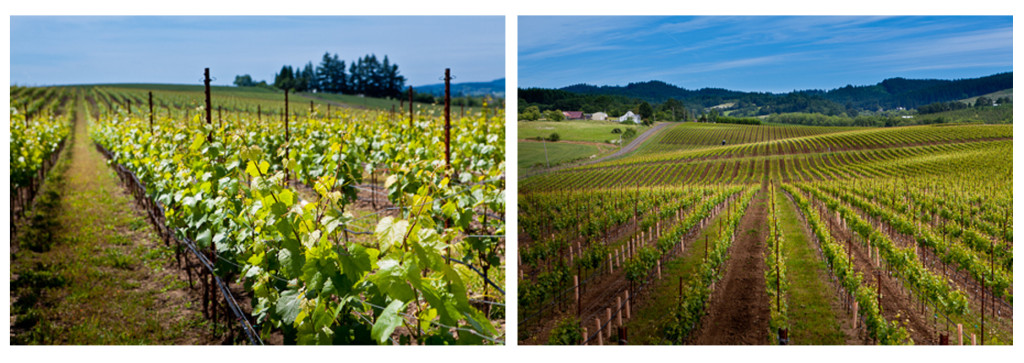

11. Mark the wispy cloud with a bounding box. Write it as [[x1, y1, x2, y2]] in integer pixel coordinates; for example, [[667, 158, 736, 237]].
[[518, 16, 1012, 90], [646, 52, 806, 79]]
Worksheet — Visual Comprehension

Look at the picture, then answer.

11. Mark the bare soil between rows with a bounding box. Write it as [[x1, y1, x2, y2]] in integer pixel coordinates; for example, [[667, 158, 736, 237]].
[[693, 189, 770, 344]]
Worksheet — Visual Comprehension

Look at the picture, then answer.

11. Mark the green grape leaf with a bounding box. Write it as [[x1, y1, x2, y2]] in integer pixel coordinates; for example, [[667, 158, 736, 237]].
[[374, 217, 408, 253], [276, 289, 303, 325], [371, 299, 404, 345], [195, 228, 212, 248], [246, 160, 261, 178], [369, 258, 415, 302]]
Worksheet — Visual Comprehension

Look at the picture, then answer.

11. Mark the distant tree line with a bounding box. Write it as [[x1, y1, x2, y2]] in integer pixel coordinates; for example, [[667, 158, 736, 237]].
[[519, 88, 691, 123], [714, 116, 761, 125], [916, 96, 1011, 114], [234, 52, 406, 98], [522, 72, 1011, 118], [917, 100, 971, 114]]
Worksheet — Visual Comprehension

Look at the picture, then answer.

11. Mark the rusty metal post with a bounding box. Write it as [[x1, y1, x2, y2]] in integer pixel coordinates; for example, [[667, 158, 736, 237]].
[[204, 68, 212, 142], [257, 104, 261, 122], [284, 89, 290, 182], [444, 69, 452, 171], [148, 91, 154, 133], [310, 100, 314, 116]]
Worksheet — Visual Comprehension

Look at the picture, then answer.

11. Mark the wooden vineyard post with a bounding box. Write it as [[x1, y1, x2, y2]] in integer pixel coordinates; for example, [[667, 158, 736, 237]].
[[444, 68, 452, 171], [852, 301, 858, 330], [148, 91, 154, 133], [971, 334, 977, 345], [327, 104, 331, 121], [575, 275, 580, 317], [595, 318, 603, 345], [582, 327, 588, 346], [704, 235, 708, 262], [408, 86, 414, 128], [875, 270, 882, 320], [772, 181, 780, 314], [656, 259, 662, 280], [617, 297, 623, 327], [608, 253, 613, 274], [309, 100, 313, 116], [257, 105, 261, 122], [957, 324, 963, 345], [625, 291, 631, 319], [127, 98, 132, 114]]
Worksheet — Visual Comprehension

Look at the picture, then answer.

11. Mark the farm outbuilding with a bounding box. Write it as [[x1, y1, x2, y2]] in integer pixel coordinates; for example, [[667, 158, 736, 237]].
[[591, 112, 608, 121], [562, 111, 584, 120], [618, 111, 641, 123]]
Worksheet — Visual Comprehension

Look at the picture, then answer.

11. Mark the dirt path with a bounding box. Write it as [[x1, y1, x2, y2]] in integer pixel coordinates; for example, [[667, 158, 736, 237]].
[[588, 122, 673, 165], [519, 123, 673, 179], [518, 139, 612, 147], [10, 98, 215, 344], [694, 189, 770, 344]]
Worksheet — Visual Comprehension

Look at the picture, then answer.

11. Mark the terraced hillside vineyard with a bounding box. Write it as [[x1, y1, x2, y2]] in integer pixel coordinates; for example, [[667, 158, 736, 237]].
[[519, 120, 1011, 345], [10, 80, 506, 345]]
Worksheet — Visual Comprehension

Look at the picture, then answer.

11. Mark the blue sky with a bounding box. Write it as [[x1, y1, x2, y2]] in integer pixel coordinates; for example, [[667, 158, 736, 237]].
[[10, 16, 504, 87], [519, 16, 1012, 92]]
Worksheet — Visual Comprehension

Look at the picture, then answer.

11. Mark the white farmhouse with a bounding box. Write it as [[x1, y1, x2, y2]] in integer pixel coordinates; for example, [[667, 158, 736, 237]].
[[618, 111, 641, 123]]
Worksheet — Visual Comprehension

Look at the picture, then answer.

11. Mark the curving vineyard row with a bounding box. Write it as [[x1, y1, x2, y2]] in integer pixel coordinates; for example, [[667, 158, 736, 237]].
[[522, 119, 1011, 345], [523, 137, 1008, 192]]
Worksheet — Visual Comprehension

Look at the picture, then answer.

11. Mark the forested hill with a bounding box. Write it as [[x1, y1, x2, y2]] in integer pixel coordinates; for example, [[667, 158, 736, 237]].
[[527, 72, 1011, 115], [814, 72, 1012, 109], [417, 78, 505, 98]]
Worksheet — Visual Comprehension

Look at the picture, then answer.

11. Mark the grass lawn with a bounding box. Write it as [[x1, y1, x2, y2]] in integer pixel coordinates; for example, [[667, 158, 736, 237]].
[[775, 188, 848, 344], [10, 99, 214, 344], [518, 141, 614, 174], [519, 120, 648, 143]]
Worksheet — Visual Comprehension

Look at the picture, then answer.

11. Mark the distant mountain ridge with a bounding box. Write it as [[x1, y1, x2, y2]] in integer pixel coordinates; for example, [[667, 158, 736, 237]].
[[416, 78, 505, 98], [549, 72, 1011, 111]]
